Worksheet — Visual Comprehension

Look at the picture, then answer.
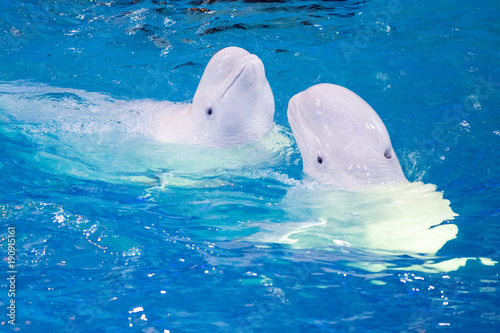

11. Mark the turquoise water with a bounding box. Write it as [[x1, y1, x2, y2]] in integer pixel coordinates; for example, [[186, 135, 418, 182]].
[[1, 0, 499, 332]]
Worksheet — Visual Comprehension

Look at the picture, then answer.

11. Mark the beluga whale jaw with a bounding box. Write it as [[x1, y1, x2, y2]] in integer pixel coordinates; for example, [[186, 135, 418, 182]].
[[151, 47, 275, 148], [287, 83, 408, 190]]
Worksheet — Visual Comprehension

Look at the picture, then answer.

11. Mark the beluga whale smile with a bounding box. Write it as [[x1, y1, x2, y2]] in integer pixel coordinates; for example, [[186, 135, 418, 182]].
[[287, 83, 407, 189], [146, 46, 275, 148]]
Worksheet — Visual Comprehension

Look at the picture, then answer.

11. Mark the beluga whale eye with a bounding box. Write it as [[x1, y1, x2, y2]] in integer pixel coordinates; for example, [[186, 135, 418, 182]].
[[206, 107, 213, 116], [384, 149, 392, 159], [317, 155, 324, 165]]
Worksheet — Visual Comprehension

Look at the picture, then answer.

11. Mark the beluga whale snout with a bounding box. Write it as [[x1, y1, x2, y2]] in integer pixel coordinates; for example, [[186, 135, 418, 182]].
[[287, 83, 408, 190], [150, 46, 275, 148]]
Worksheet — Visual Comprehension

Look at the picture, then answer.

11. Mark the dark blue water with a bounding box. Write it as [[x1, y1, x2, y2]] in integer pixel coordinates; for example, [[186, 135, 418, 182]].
[[1, 0, 499, 332]]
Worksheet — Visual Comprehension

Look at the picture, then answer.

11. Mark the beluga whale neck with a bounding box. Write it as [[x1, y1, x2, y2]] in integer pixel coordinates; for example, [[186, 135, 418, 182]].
[[149, 47, 275, 148], [287, 83, 408, 190]]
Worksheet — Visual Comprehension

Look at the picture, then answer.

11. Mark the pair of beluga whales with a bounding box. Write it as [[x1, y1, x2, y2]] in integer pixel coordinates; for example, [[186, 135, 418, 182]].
[[2, 46, 487, 273], [151, 46, 404, 189], [147, 46, 496, 273]]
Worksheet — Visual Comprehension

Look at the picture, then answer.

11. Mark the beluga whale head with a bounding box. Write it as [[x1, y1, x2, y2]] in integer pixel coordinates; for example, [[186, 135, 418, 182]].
[[190, 47, 275, 147], [287, 83, 408, 190]]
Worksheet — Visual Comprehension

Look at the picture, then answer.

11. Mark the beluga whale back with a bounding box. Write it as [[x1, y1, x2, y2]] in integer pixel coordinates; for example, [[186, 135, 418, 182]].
[[287, 83, 407, 189], [146, 46, 275, 148]]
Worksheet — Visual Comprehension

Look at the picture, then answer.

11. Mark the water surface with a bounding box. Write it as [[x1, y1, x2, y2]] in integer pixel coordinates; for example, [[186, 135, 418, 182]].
[[1, 0, 499, 332]]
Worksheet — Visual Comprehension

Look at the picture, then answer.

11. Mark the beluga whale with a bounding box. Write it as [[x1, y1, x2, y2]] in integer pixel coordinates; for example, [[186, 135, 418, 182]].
[[0, 47, 287, 186], [143, 46, 275, 148], [246, 83, 496, 274], [287, 83, 407, 190]]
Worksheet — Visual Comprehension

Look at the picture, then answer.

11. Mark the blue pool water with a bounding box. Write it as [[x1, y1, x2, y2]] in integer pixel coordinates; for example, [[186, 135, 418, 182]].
[[1, 0, 499, 332]]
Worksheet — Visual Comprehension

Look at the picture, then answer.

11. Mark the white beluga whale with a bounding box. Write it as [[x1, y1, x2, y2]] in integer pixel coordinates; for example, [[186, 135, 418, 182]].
[[0, 47, 276, 150], [248, 83, 496, 273], [287, 83, 407, 190], [0, 47, 291, 186], [142, 46, 275, 148]]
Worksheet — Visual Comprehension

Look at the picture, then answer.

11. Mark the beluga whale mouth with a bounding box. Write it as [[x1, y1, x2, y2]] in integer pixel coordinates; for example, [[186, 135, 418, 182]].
[[221, 62, 245, 100], [287, 83, 408, 190]]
